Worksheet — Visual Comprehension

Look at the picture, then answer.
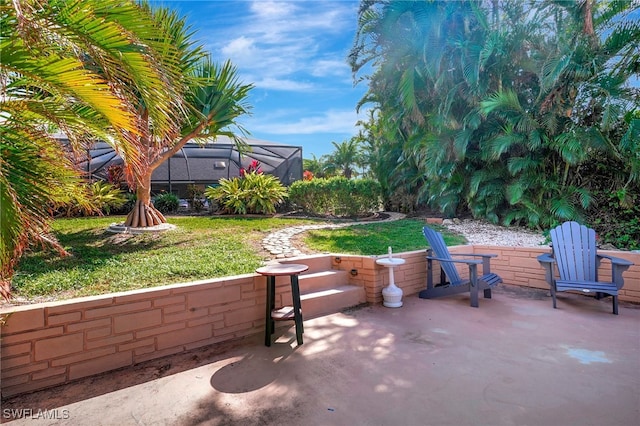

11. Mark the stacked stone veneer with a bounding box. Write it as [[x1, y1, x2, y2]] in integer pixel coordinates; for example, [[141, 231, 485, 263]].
[[2, 246, 639, 397]]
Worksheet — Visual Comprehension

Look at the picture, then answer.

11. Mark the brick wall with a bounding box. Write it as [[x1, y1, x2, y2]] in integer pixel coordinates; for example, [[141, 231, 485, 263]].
[[2, 247, 638, 397], [1, 274, 266, 397]]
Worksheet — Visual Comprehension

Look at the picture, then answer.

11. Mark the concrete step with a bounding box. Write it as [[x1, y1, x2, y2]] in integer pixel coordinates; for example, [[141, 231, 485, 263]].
[[300, 285, 366, 319], [272, 256, 366, 319], [278, 254, 335, 274], [298, 270, 350, 293]]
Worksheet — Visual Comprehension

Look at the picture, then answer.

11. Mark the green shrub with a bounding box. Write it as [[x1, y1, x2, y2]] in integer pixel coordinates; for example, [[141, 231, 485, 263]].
[[205, 171, 288, 215], [186, 184, 205, 212], [289, 177, 381, 216], [110, 191, 136, 215], [589, 189, 640, 250], [153, 192, 180, 213], [123, 192, 136, 212], [89, 181, 128, 215], [55, 181, 127, 217], [287, 179, 331, 213]]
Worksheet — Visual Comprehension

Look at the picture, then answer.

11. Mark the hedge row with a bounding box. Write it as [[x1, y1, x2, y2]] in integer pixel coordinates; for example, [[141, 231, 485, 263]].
[[288, 177, 381, 217]]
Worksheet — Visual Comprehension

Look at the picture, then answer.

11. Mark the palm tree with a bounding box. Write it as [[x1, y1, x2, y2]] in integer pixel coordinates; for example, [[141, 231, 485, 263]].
[[352, 0, 491, 215], [116, 6, 253, 228], [325, 138, 363, 179], [477, 0, 640, 227], [351, 0, 640, 227], [303, 154, 330, 178], [1, 0, 176, 299]]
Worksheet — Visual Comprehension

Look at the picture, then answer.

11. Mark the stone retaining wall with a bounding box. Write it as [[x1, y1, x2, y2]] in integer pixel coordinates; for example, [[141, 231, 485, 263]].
[[1, 246, 638, 397]]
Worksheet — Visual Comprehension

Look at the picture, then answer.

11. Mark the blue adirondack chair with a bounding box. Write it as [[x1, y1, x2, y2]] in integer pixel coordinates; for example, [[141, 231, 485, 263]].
[[419, 226, 502, 307], [537, 221, 634, 315]]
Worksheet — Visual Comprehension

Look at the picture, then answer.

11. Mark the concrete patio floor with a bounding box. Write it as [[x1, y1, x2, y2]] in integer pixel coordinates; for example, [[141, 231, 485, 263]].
[[2, 285, 639, 426]]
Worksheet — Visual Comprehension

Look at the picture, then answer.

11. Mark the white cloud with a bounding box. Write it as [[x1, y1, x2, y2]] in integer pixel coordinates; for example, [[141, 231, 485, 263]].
[[310, 59, 351, 78], [249, 0, 296, 18], [221, 36, 257, 62], [209, 1, 357, 90], [250, 109, 362, 135], [252, 77, 315, 91]]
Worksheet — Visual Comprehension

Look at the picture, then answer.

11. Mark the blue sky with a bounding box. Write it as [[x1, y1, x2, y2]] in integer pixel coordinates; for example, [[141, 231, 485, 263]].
[[160, 0, 368, 158]]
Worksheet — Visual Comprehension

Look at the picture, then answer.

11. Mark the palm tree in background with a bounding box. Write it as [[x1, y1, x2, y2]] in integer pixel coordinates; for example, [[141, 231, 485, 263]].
[[303, 154, 330, 178], [325, 138, 363, 179]]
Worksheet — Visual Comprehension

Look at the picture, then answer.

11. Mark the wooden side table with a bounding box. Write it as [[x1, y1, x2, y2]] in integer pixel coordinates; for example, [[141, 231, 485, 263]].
[[256, 263, 309, 346]]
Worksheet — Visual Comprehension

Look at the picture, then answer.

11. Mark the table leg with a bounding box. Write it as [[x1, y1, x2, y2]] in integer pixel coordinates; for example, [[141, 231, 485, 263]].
[[265, 276, 276, 347], [290, 275, 304, 345]]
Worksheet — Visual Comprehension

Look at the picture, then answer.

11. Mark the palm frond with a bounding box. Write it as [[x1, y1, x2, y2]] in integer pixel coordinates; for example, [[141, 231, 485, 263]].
[[539, 53, 571, 92], [507, 156, 542, 175], [483, 127, 525, 161], [0, 122, 86, 290], [1, 38, 136, 133], [549, 133, 585, 165], [619, 116, 640, 152], [549, 196, 578, 221], [505, 181, 525, 205], [399, 67, 418, 118], [480, 90, 523, 116]]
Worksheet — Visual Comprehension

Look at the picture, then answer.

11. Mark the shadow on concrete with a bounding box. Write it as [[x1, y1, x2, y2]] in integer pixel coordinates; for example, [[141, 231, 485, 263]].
[[2, 285, 639, 425]]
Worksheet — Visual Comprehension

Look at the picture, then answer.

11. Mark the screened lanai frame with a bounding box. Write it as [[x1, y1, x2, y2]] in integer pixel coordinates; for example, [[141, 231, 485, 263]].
[[65, 136, 303, 198]]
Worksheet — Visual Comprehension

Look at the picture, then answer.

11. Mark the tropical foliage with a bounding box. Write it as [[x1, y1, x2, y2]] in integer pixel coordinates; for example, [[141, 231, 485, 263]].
[[303, 154, 330, 179], [324, 137, 365, 179], [1, 0, 252, 299], [153, 192, 180, 214], [205, 172, 288, 215], [1, 0, 167, 299], [350, 0, 640, 241], [114, 6, 253, 228], [54, 181, 127, 217], [289, 177, 382, 217]]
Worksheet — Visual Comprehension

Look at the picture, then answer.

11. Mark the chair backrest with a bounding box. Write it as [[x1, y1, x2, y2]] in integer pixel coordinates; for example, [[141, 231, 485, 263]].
[[550, 221, 597, 282], [423, 226, 462, 283]]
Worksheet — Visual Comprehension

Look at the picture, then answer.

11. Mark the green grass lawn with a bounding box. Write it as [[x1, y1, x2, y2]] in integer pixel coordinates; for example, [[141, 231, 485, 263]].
[[11, 216, 466, 302], [303, 219, 466, 255]]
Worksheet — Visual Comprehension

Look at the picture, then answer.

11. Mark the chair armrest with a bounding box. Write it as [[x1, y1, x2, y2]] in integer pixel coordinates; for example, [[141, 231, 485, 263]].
[[598, 254, 634, 289], [537, 253, 555, 265], [426, 256, 481, 265], [449, 253, 498, 259], [449, 253, 497, 275], [597, 254, 634, 267], [537, 253, 555, 285]]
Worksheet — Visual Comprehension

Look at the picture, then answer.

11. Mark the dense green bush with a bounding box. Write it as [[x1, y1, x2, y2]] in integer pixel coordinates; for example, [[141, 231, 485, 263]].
[[289, 177, 381, 217], [54, 181, 127, 217], [186, 184, 206, 212], [287, 179, 331, 214], [588, 189, 640, 251], [110, 192, 136, 215], [89, 181, 128, 215], [153, 192, 180, 214], [352, 1, 639, 232], [205, 171, 287, 215]]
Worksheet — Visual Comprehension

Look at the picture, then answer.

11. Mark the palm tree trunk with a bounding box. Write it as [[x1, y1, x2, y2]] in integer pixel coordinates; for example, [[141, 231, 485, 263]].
[[583, 0, 594, 37], [124, 172, 167, 227]]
